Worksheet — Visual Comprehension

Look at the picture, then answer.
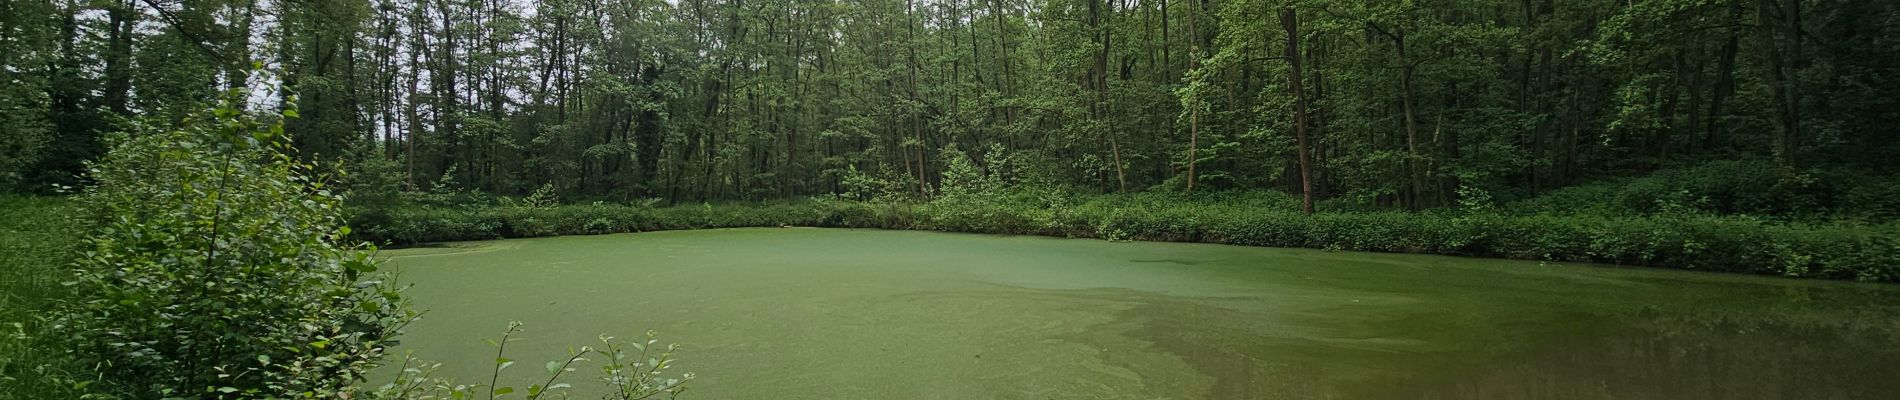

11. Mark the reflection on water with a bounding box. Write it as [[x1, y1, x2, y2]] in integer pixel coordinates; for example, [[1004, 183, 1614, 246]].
[[1422, 311, 1900, 400]]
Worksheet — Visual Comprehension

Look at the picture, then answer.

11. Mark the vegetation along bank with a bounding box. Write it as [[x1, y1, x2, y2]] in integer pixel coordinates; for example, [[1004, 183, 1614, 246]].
[[349, 185, 1900, 283]]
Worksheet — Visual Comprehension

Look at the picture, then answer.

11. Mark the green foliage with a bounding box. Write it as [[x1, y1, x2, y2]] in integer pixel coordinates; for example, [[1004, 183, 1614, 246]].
[[12, 97, 705, 399], [521, 183, 561, 209], [922, 144, 1068, 234], [353, 200, 899, 244], [52, 98, 413, 398], [1506, 159, 1891, 220], [0, 99, 51, 192], [336, 151, 411, 210], [0, 0, 65, 194], [362, 323, 692, 400], [1842, 178, 1900, 222], [836, 162, 920, 203], [0, 197, 89, 400], [351, 189, 1900, 283], [5, 0, 1900, 215], [0, 197, 80, 317]]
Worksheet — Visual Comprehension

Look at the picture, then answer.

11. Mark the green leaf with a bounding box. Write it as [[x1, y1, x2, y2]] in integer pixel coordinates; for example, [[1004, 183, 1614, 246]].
[[492, 387, 514, 396]]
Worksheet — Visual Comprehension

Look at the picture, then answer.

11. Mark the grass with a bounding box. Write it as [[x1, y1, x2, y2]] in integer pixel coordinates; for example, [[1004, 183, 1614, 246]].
[[0, 196, 87, 399]]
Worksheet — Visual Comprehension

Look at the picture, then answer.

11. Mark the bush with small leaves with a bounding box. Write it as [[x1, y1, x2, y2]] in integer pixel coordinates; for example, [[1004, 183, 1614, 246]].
[[52, 96, 414, 398]]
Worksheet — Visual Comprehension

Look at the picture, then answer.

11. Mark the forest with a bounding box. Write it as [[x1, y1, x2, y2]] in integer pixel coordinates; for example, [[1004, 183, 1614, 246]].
[[2, 0, 1900, 398], [2, 0, 1894, 207]]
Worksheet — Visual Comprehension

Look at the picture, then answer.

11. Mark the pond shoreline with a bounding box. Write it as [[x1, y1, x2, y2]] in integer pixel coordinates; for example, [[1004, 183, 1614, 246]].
[[350, 199, 1900, 283]]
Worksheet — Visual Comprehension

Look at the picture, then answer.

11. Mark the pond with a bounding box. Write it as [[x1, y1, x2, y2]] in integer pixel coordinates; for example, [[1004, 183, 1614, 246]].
[[381, 228, 1900, 399]]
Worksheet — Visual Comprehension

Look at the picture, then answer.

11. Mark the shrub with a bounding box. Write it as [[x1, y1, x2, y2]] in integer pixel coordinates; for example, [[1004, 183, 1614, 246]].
[[1842, 176, 1900, 222], [23, 98, 704, 399], [348, 189, 1900, 283], [53, 99, 412, 398], [1508, 159, 1898, 220]]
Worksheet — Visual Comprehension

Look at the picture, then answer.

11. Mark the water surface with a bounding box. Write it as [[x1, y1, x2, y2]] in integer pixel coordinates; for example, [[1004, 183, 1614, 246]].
[[382, 228, 1900, 399]]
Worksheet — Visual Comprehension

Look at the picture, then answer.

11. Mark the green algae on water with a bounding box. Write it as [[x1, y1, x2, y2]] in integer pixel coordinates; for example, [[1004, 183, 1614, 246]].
[[382, 228, 1900, 400]]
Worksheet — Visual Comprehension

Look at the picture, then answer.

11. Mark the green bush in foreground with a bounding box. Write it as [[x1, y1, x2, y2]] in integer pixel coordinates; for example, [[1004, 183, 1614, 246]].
[[25, 98, 698, 399], [51, 101, 413, 398], [351, 194, 1900, 283]]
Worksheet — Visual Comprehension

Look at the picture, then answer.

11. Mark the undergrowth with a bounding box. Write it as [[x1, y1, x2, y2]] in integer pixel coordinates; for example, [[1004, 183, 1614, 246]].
[[349, 192, 1900, 283]]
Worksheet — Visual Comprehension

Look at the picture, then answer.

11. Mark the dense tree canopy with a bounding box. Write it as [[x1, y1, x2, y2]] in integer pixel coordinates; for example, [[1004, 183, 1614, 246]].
[[3, 0, 1896, 209]]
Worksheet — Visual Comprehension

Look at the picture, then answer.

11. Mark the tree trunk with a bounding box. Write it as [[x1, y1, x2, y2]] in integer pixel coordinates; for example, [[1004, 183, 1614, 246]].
[[1395, 30, 1424, 211], [1755, 0, 1801, 168], [1094, 0, 1125, 192], [1281, 6, 1313, 215], [1184, 0, 1199, 193], [101, 1, 135, 114], [1707, 35, 1738, 149]]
